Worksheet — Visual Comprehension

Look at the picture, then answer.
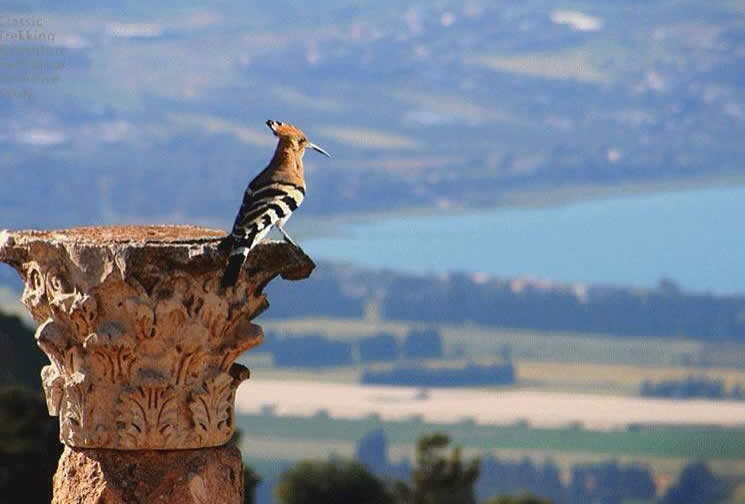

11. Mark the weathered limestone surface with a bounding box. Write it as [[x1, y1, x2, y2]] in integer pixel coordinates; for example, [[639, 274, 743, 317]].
[[52, 444, 244, 504], [0, 225, 314, 450]]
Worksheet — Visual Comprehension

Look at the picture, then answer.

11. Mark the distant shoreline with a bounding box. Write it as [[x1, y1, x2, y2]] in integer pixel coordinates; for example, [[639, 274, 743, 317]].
[[295, 172, 745, 237], [299, 178, 745, 295]]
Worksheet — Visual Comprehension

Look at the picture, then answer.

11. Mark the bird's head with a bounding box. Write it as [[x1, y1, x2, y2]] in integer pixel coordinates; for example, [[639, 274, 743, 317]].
[[266, 119, 330, 158]]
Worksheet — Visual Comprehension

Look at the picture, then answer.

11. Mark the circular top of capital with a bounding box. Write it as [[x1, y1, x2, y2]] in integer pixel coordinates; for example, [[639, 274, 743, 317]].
[[0, 225, 315, 284], [4, 225, 225, 245]]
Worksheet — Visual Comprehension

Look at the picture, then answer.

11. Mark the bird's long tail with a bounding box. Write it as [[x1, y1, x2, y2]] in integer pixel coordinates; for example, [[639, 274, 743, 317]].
[[221, 250, 247, 288], [220, 232, 256, 288], [217, 234, 234, 254]]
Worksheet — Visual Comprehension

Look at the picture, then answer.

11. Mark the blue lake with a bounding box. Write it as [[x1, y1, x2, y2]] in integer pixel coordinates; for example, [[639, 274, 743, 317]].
[[303, 185, 745, 295]]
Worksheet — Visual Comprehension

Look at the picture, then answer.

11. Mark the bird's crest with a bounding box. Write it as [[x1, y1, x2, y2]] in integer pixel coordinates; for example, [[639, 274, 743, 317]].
[[266, 119, 305, 139], [266, 119, 330, 157]]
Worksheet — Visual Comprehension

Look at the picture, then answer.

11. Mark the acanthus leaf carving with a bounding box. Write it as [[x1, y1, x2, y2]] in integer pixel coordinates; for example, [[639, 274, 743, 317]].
[[218, 319, 264, 372], [68, 292, 98, 338], [61, 375, 86, 441], [189, 373, 235, 446], [59, 372, 108, 446], [24, 263, 99, 341], [125, 298, 155, 340], [21, 262, 47, 314], [118, 385, 180, 449], [175, 348, 207, 386], [41, 364, 64, 415], [35, 319, 81, 378], [85, 323, 137, 383]]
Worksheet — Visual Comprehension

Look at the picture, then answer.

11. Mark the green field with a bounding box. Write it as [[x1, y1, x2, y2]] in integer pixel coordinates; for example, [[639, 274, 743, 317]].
[[236, 413, 745, 460], [236, 411, 745, 492], [262, 318, 707, 367], [256, 317, 745, 396]]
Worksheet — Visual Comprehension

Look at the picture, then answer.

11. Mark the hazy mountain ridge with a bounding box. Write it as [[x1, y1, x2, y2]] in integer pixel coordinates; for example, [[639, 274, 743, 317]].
[[259, 262, 745, 347], [1, 1, 744, 228]]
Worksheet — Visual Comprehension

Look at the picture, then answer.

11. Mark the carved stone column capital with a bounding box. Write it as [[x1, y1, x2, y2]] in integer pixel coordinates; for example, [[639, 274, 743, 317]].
[[0, 225, 314, 450]]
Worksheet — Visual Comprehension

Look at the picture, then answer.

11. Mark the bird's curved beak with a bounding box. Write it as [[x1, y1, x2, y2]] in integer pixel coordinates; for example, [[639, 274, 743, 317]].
[[308, 142, 331, 157]]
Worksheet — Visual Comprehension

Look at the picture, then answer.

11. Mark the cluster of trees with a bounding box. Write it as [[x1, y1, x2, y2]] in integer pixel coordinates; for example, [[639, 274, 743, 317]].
[[359, 332, 399, 362], [0, 311, 62, 503], [382, 275, 745, 341], [0, 310, 45, 389], [262, 328, 444, 368], [355, 429, 657, 504], [263, 430, 729, 504], [0, 387, 62, 503], [263, 332, 354, 368], [359, 328, 444, 362], [640, 376, 745, 401], [659, 462, 729, 504], [263, 328, 514, 387], [265, 264, 745, 343], [568, 461, 656, 504], [272, 433, 528, 504]]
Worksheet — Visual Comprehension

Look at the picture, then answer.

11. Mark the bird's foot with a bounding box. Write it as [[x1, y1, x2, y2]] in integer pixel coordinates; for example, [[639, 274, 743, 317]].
[[277, 227, 298, 247]]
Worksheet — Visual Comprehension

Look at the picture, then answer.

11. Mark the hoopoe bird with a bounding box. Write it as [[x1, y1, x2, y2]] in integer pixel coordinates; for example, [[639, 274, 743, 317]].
[[219, 119, 330, 288]]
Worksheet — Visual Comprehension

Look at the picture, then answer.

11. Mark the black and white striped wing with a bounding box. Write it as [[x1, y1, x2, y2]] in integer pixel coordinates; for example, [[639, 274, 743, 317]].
[[220, 183, 305, 287], [232, 182, 305, 238]]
